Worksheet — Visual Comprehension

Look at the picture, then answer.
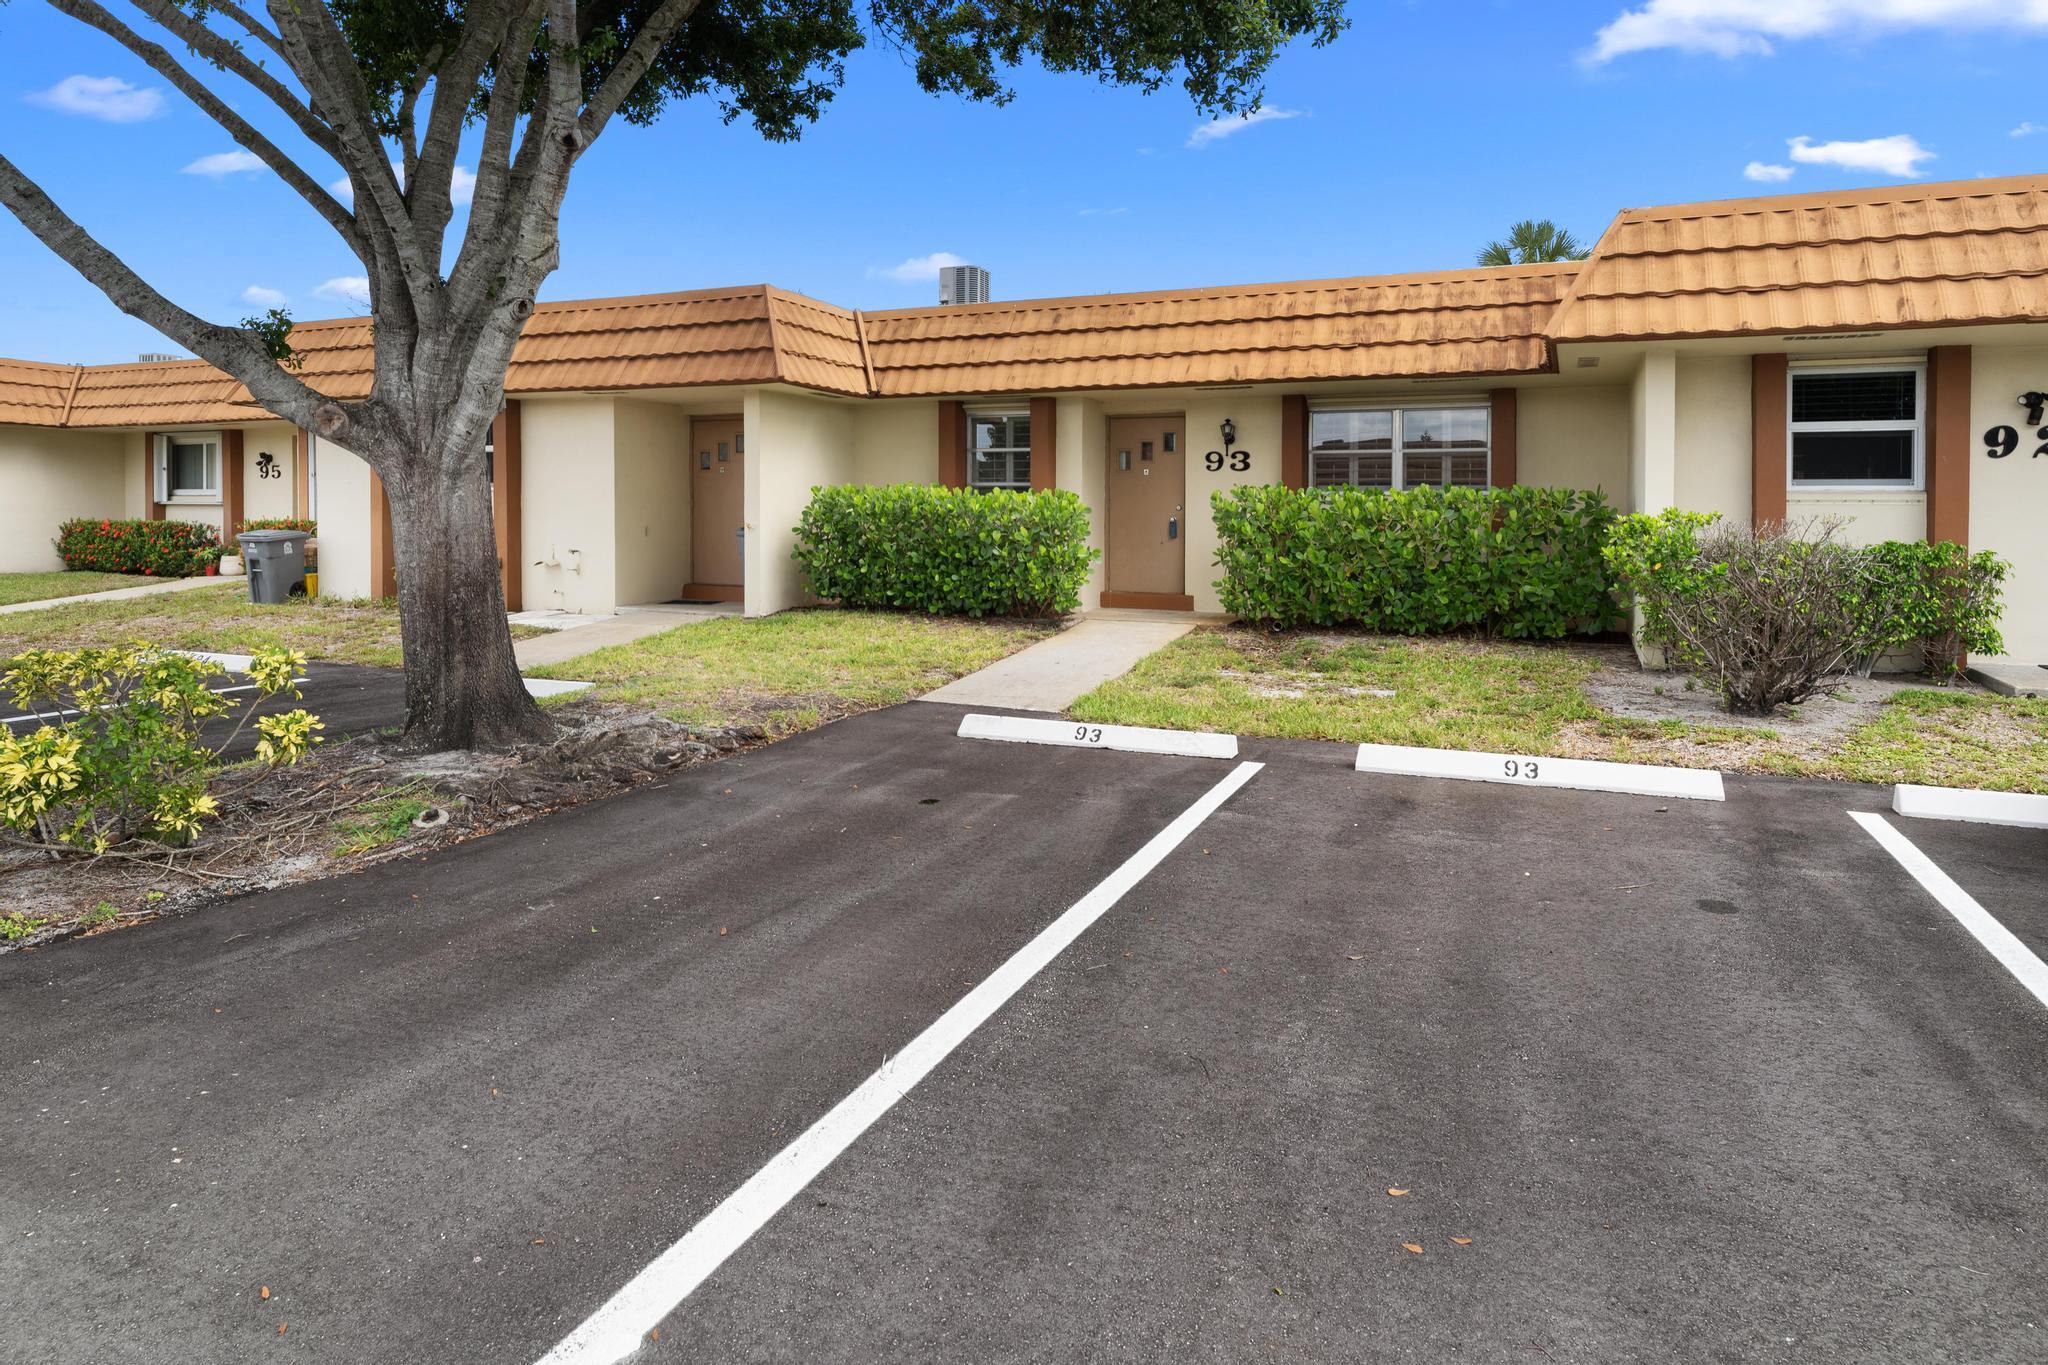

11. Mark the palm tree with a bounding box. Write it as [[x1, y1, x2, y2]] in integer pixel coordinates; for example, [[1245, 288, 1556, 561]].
[[1477, 219, 1590, 266]]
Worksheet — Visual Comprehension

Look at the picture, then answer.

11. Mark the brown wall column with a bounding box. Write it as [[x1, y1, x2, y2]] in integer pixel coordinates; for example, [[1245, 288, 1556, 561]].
[[369, 470, 396, 599], [221, 429, 245, 538], [1028, 396, 1058, 491], [1750, 353, 1789, 529], [937, 400, 967, 487], [1488, 388, 1518, 488], [1280, 394, 1307, 489], [1925, 345, 1971, 546], [142, 432, 163, 519], [492, 401, 524, 610], [293, 428, 311, 519]]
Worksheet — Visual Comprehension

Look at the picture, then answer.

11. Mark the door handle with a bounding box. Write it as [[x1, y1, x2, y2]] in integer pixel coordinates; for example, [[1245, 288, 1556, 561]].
[[1168, 516, 1178, 540]]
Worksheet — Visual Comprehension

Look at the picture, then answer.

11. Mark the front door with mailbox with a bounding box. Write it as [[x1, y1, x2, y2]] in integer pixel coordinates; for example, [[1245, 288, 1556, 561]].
[[1105, 414, 1189, 608], [687, 416, 745, 600]]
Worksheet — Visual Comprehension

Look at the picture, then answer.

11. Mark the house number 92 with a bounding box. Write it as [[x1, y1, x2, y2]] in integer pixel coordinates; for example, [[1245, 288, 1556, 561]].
[[1984, 425, 2048, 459]]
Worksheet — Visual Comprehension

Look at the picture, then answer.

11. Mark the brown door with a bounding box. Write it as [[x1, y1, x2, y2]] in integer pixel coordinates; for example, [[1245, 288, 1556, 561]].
[[1105, 414, 1188, 605], [690, 415, 745, 591]]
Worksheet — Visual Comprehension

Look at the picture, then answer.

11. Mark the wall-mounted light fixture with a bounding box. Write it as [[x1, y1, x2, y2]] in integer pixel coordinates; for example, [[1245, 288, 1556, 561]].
[[1220, 417, 1237, 451]]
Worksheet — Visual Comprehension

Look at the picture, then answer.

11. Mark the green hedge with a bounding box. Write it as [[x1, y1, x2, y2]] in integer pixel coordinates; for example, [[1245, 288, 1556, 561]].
[[235, 517, 316, 535], [793, 484, 1098, 617], [1211, 485, 1621, 636], [56, 518, 221, 577]]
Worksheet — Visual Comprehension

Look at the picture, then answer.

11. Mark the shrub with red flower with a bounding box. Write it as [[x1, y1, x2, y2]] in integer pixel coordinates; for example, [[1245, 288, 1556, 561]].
[[55, 518, 223, 577]]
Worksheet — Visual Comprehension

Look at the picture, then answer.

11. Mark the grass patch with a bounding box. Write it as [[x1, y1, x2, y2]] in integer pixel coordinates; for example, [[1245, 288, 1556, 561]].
[[1813, 689, 2048, 792], [529, 606, 1055, 734], [0, 581, 544, 668], [331, 782, 436, 855], [1071, 629, 1602, 752], [1071, 627, 2048, 793], [0, 570, 162, 606]]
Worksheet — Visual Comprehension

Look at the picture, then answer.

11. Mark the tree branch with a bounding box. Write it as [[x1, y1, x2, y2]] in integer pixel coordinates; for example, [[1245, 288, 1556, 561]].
[[197, 0, 288, 61], [576, 0, 704, 143], [112, 0, 341, 160], [40, 0, 361, 256], [0, 152, 346, 434]]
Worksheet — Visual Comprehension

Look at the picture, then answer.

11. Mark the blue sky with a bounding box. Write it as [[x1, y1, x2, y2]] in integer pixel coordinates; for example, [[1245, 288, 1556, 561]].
[[2, 0, 2046, 364]]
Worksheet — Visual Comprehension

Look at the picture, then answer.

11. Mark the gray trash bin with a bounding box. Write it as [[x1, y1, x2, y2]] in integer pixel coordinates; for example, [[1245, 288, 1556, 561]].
[[236, 529, 311, 604]]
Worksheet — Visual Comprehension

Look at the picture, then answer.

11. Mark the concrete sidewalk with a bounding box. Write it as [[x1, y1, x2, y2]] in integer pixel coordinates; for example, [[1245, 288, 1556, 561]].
[[919, 609, 1212, 711], [0, 573, 226, 616], [512, 601, 737, 668]]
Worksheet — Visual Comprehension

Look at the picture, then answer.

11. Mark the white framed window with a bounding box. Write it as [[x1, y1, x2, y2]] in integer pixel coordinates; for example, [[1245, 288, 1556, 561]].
[[1309, 405, 1489, 490], [1788, 363, 1923, 490], [967, 411, 1031, 491], [154, 432, 222, 501]]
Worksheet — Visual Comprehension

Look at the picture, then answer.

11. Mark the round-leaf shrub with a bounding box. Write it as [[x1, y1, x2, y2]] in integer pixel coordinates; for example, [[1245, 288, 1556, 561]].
[[794, 484, 1098, 618], [1210, 484, 1620, 637]]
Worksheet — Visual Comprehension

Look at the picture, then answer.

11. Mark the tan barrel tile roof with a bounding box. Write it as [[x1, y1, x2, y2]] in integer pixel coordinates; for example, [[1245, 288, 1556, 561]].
[[1549, 174, 2048, 343], [860, 263, 1576, 396], [0, 358, 82, 426], [68, 359, 264, 427]]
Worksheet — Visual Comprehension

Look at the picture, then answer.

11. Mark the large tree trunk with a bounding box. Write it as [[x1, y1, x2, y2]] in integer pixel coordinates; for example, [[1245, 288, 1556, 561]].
[[381, 430, 553, 751]]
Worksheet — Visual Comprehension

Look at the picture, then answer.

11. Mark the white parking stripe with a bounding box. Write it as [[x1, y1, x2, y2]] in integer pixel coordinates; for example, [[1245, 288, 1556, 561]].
[[534, 759, 1265, 1365], [1851, 811, 2048, 1009]]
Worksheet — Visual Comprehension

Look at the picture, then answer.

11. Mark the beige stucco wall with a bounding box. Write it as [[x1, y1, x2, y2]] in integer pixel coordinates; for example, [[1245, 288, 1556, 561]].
[[1970, 344, 2048, 662], [1672, 357, 1751, 522], [1783, 492, 1927, 545], [519, 398, 619, 614], [1517, 385, 1631, 499], [613, 398, 692, 606], [240, 422, 299, 525], [313, 438, 373, 600], [1629, 350, 1678, 514], [1177, 392, 1281, 613], [0, 425, 129, 571], [1055, 396, 1108, 609], [745, 389, 854, 615], [849, 399, 937, 486]]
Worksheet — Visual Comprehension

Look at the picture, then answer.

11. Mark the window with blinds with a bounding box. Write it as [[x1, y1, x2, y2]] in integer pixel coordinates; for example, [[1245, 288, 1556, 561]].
[[1309, 406, 1488, 490], [1789, 365, 1923, 488]]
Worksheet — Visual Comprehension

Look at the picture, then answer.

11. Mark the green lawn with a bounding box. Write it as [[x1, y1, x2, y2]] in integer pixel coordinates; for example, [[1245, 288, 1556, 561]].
[[1, 581, 421, 667], [528, 607, 1056, 733], [1070, 627, 2048, 793], [0, 570, 164, 606]]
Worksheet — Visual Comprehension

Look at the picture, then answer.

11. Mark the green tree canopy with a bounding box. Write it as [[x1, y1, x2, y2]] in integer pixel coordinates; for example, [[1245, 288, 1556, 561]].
[[1477, 219, 1590, 266]]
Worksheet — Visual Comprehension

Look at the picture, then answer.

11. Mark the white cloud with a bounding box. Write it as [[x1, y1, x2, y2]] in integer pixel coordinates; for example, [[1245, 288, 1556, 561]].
[[183, 150, 266, 178], [313, 276, 371, 306], [240, 285, 288, 308], [1787, 132, 1934, 177], [1744, 160, 1796, 182], [1078, 206, 1128, 217], [2014, 121, 2045, 137], [1186, 106, 1303, 149], [1589, 0, 2048, 63], [25, 74, 165, 123], [868, 251, 968, 285]]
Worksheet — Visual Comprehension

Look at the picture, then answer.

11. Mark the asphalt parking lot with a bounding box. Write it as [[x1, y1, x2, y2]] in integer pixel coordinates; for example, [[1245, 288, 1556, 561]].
[[1, 660, 406, 757], [2, 702, 2043, 1363]]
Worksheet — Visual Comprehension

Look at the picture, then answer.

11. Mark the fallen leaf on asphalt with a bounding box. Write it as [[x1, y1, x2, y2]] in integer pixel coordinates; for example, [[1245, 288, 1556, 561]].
[[532, 1238, 545, 1246], [213, 1008, 222, 1015], [1387, 1188, 1410, 1197], [650, 1328, 660, 1342], [260, 1286, 270, 1300], [1450, 1237, 1473, 1246], [278, 1323, 287, 1335], [1402, 1243, 1424, 1255], [719, 926, 729, 937], [1347, 954, 1365, 961], [490, 1088, 498, 1097]]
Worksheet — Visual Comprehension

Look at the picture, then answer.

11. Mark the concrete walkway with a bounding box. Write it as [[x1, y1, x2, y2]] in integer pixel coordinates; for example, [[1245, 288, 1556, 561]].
[[513, 601, 738, 668], [920, 610, 1213, 712], [0, 573, 227, 616]]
